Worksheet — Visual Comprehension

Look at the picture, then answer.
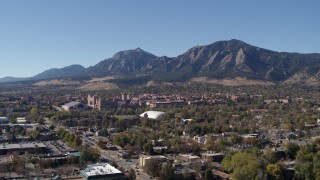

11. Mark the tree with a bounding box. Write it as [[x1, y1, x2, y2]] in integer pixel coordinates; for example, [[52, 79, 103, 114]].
[[10, 118, 17, 124], [113, 133, 129, 148], [205, 136, 215, 151], [98, 129, 109, 137], [57, 128, 66, 139], [285, 142, 300, 159], [222, 152, 261, 180], [30, 157, 39, 164], [230, 135, 243, 144], [29, 108, 40, 121], [63, 132, 71, 142], [48, 125, 55, 130], [30, 108, 39, 114], [110, 161, 118, 168], [0, 165, 7, 176], [67, 155, 79, 164], [24, 152, 31, 164], [80, 147, 101, 166], [34, 118, 44, 124], [58, 166, 73, 179], [143, 142, 154, 155], [264, 149, 277, 164], [125, 144, 140, 158], [72, 136, 82, 148], [295, 160, 314, 180], [144, 159, 160, 178], [160, 162, 175, 180], [11, 151, 25, 175], [128, 168, 136, 180], [205, 169, 214, 180], [266, 163, 283, 180], [294, 144, 320, 180], [214, 138, 228, 152], [97, 139, 105, 149], [39, 159, 54, 169], [68, 133, 75, 144]]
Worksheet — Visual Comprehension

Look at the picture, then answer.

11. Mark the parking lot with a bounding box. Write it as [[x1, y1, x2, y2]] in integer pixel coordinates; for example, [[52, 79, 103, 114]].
[[43, 140, 74, 155]]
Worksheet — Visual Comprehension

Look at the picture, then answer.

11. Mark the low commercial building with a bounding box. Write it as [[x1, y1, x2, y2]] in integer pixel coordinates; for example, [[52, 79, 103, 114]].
[[241, 134, 259, 139], [40, 132, 57, 141], [61, 101, 85, 111], [17, 117, 27, 124], [149, 101, 186, 108], [212, 170, 231, 180], [153, 146, 168, 154], [0, 117, 9, 124], [139, 155, 167, 167], [202, 152, 224, 163], [80, 163, 127, 180], [174, 164, 196, 177], [117, 150, 130, 159], [0, 142, 47, 155], [0, 155, 13, 169], [179, 154, 201, 163]]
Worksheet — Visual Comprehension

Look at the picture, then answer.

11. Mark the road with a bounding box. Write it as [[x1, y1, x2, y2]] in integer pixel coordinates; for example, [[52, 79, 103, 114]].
[[82, 135, 151, 180], [54, 124, 151, 179]]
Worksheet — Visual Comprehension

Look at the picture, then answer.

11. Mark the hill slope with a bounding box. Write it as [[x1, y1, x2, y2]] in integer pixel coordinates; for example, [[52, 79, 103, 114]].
[[87, 39, 320, 83], [32, 64, 86, 80], [1, 39, 320, 85], [86, 48, 157, 77]]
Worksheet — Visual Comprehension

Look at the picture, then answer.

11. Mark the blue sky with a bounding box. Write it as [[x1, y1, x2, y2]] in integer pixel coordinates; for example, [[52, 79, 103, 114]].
[[0, 0, 319, 77]]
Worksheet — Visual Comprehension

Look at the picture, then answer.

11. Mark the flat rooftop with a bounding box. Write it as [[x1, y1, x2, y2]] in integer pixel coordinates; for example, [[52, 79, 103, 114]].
[[202, 153, 224, 156], [0, 142, 46, 150], [81, 163, 122, 177], [179, 154, 201, 159], [0, 155, 12, 164], [143, 155, 167, 160]]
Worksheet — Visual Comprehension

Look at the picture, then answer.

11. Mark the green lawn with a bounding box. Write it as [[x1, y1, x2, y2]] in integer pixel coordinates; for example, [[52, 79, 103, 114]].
[[114, 115, 137, 120]]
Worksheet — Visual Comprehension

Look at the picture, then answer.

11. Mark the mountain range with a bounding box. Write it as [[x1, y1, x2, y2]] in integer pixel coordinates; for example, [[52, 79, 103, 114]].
[[1, 39, 320, 85]]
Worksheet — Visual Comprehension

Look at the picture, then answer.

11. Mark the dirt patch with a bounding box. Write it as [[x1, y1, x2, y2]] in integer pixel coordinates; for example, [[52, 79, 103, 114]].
[[79, 82, 119, 91], [34, 79, 80, 86], [284, 72, 320, 86], [87, 76, 120, 83], [191, 77, 274, 86], [146, 80, 174, 87]]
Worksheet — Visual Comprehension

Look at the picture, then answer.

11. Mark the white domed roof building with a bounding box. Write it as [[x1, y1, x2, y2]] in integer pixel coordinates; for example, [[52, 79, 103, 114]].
[[140, 111, 165, 120]]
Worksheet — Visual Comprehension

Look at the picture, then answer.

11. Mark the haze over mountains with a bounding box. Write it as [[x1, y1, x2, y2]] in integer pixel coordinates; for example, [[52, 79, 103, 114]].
[[1, 39, 320, 85]]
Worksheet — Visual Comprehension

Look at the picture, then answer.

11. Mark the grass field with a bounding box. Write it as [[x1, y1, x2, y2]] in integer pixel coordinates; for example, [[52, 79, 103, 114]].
[[114, 115, 137, 120]]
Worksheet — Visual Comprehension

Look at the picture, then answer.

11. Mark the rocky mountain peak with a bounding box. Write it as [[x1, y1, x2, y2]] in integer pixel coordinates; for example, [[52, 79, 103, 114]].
[[2, 39, 320, 85]]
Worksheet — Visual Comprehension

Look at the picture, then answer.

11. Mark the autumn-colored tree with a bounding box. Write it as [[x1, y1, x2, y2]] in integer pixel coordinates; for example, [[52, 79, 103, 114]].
[[222, 151, 261, 180], [144, 159, 160, 178], [80, 147, 100, 166], [285, 142, 300, 159], [266, 163, 283, 180], [205, 169, 214, 180], [128, 168, 136, 180], [159, 162, 175, 180], [97, 139, 105, 149]]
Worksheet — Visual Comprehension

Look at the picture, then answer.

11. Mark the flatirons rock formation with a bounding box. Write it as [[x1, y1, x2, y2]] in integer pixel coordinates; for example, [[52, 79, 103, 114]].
[[1, 39, 320, 85]]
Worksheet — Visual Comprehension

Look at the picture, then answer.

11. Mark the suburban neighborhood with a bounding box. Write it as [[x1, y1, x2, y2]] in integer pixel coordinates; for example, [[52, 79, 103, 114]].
[[0, 83, 319, 179]]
